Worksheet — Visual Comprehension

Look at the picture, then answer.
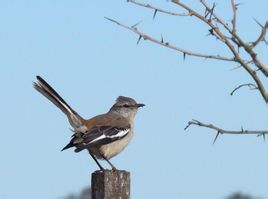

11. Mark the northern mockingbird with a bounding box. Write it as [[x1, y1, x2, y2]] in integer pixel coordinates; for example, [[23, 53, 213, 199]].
[[33, 76, 144, 170]]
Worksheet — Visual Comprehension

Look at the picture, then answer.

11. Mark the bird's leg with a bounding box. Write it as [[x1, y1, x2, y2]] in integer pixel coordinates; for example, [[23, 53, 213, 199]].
[[101, 155, 117, 171], [89, 153, 105, 171]]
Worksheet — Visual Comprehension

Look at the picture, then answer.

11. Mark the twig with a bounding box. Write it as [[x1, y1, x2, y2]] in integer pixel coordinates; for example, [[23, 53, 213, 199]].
[[105, 17, 235, 61], [230, 83, 258, 95], [127, 0, 191, 17], [200, 0, 232, 33], [251, 20, 268, 48], [206, 2, 216, 22], [185, 119, 268, 135], [230, 0, 237, 33]]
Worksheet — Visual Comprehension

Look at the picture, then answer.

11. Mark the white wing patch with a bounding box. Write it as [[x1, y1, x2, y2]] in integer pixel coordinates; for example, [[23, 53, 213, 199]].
[[88, 134, 106, 144], [88, 128, 130, 145], [110, 128, 130, 139]]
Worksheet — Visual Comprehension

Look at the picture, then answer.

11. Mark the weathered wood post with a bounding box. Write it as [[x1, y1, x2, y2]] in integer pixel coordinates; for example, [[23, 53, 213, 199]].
[[91, 170, 130, 199]]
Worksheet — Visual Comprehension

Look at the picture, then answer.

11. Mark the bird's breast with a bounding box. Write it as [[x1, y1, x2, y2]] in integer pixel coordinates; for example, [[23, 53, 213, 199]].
[[98, 129, 134, 159]]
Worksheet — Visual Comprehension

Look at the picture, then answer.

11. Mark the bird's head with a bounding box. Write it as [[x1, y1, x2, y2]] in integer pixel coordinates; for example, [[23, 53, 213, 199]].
[[109, 96, 145, 119]]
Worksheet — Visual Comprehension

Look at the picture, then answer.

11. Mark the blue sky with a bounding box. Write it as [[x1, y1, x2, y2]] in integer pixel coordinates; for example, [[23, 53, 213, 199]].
[[0, 0, 268, 198]]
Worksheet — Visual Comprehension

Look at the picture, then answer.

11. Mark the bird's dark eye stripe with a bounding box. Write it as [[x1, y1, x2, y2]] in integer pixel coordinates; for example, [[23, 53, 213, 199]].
[[114, 104, 134, 108]]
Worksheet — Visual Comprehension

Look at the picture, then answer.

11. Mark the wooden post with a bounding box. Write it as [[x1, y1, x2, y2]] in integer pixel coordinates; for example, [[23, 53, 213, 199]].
[[91, 170, 130, 199]]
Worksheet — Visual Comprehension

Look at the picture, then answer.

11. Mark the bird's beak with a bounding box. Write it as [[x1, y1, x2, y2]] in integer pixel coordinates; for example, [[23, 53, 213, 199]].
[[136, 103, 145, 108]]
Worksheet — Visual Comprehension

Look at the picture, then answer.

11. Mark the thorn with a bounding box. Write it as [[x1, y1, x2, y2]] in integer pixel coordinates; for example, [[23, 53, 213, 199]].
[[241, 126, 244, 132], [161, 34, 164, 43], [253, 18, 263, 28], [131, 20, 142, 28], [153, 9, 158, 20], [212, 2, 216, 10], [263, 133, 265, 141], [137, 35, 142, 44], [213, 131, 220, 144], [230, 65, 242, 71], [209, 3, 216, 21], [235, 3, 243, 7], [233, 4, 238, 10], [183, 52, 186, 61], [205, 8, 209, 18], [208, 29, 214, 36]]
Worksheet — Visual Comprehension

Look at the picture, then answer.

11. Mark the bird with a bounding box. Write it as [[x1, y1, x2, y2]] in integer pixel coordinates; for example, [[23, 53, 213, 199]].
[[33, 76, 145, 171]]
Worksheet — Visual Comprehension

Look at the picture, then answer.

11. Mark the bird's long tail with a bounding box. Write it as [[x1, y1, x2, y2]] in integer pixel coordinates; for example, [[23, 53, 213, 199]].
[[33, 76, 84, 129]]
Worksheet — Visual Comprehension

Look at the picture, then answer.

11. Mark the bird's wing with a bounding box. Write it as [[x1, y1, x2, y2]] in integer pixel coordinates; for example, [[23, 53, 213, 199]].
[[84, 125, 130, 146], [62, 125, 130, 152]]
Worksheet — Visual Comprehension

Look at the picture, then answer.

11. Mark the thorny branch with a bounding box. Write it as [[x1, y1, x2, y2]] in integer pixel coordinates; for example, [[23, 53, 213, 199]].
[[251, 20, 268, 48], [109, 0, 268, 138], [109, 0, 268, 102], [185, 120, 268, 143], [127, 0, 191, 18], [198, 0, 268, 77], [105, 17, 235, 61], [170, 0, 268, 102]]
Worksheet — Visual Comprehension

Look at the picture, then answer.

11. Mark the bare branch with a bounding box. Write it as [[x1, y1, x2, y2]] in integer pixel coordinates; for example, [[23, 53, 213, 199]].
[[171, 0, 268, 102], [199, 0, 268, 76], [230, 0, 237, 33], [105, 17, 235, 61], [230, 83, 258, 96], [127, 0, 191, 17], [111, 0, 268, 102], [251, 20, 268, 48], [185, 119, 268, 135], [119, 0, 268, 140]]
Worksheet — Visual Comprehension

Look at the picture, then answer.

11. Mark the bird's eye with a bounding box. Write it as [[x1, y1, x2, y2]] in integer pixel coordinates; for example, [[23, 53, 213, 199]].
[[123, 104, 130, 108]]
